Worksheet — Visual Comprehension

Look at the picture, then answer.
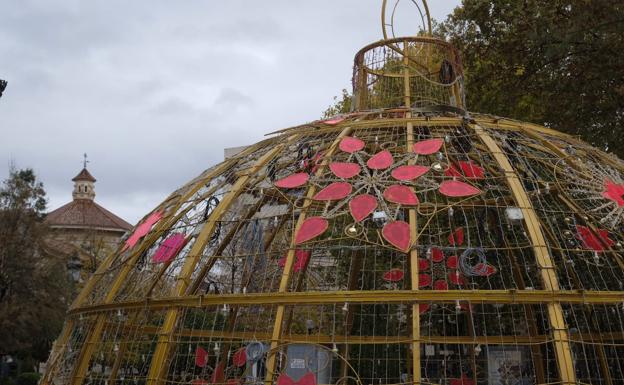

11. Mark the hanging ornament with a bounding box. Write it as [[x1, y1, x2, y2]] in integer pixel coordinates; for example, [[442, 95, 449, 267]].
[[274, 173, 309, 188], [349, 194, 378, 222], [232, 348, 247, 367], [195, 346, 208, 368], [295, 217, 329, 244]]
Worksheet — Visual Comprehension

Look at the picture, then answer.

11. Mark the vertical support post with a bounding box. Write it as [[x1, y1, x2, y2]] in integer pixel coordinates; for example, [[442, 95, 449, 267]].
[[145, 136, 298, 385], [264, 126, 354, 385], [403, 40, 421, 385], [471, 123, 577, 385]]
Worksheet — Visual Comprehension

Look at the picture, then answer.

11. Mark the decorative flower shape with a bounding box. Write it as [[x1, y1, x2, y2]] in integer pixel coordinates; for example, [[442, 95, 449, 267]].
[[274, 136, 483, 252], [575, 225, 614, 252]]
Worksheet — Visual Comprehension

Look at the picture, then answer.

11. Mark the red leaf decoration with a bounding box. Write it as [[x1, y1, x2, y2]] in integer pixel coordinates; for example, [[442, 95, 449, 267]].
[[367, 150, 394, 170], [195, 346, 208, 367], [430, 247, 444, 263], [339, 136, 365, 153], [383, 185, 419, 206], [330, 162, 361, 178], [274, 173, 309, 189], [474, 263, 497, 277], [295, 217, 329, 244], [278, 373, 317, 385], [448, 271, 466, 285], [603, 179, 624, 206], [419, 303, 431, 314], [418, 258, 430, 271], [418, 273, 432, 287], [413, 138, 443, 155], [575, 225, 614, 251], [446, 255, 458, 269], [313, 182, 352, 201], [383, 268, 404, 282], [450, 374, 474, 385], [448, 227, 464, 246], [124, 211, 163, 250], [232, 348, 246, 367], [391, 165, 429, 181], [293, 249, 311, 272], [211, 363, 224, 384], [349, 194, 377, 222], [152, 233, 187, 264], [444, 164, 463, 178], [382, 221, 412, 252], [433, 280, 449, 290], [459, 161, 485, 179], [439, 180, 481, 197]]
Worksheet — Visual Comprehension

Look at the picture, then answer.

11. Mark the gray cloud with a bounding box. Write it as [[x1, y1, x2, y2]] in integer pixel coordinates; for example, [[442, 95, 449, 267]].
[[0, 0, 460, 224]]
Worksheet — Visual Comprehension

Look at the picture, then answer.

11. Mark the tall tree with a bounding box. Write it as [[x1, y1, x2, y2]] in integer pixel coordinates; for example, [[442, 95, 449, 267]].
[[437, 0, 624, 157], [0, 168, 71, 366]]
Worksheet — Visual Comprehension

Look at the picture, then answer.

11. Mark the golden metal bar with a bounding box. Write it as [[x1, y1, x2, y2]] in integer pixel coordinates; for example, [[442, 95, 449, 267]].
[[68, 289, 624, 315], [471, 123, 577, 385]]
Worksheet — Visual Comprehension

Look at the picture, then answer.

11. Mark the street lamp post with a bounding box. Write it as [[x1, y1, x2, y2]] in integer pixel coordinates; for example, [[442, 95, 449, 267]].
[[0, 79, 7, 98]]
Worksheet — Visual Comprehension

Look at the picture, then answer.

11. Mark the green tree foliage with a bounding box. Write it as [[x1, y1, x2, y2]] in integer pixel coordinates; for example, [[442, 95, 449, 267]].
[[437, 0, 624, 157], [322, 89, 352, 119], [0, 168, 71, 366]]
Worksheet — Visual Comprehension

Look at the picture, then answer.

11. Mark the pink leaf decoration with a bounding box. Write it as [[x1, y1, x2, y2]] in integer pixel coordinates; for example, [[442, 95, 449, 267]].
[[124, 211, 163, 250], [413, 138, 443, 155], [418, 258, 430, 271], [152, 233, 187, 264], [419, 303, 431, 314], [418, 273, 432, 287], [446, 255, 458, 269], [349, 194, 378, 222], [293, 249, 311, 272], [322, 116, 345, 125], [330, 162, 361, 178], [339, 136, 365, 153], [383, 185, 419, 206], [433, 280, 449, 290], [474, 263, 497, 277], [603, 179, 624, 206], [444, 164, 463, 177], [313, 182, 352, 201], [232, 348, 247, 367], [439, 180, 481, 197], [448, 227, 465, 246], [391, 165, 429, 181], [575, 225, 614, 251], [274, 173, 309, 189], [382, 221, 411, 252], [448, 271, 466, 285], [278, 373, 317, 385], [295, 217, 329, 245], [383, 268, 404, 282], [431, 247, 444, 263], [459, 160, 485, 179], [367, 150, 394, 170], [195, 346, 208, 367]]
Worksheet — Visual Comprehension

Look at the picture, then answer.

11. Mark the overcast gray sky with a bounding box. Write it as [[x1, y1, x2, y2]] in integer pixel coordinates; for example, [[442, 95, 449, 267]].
[[0, 0, 460, 224]]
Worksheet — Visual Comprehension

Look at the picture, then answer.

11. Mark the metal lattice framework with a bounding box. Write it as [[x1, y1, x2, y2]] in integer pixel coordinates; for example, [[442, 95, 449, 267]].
[[43, 2, 624, 385]]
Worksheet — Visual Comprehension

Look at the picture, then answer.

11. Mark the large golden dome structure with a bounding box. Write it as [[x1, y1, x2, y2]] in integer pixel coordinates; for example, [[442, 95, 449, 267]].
[[43, 2, 624, 385]]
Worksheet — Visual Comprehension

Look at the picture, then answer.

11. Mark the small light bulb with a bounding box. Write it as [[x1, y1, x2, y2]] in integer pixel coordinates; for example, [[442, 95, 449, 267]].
[[342, 302, 349, 312]]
